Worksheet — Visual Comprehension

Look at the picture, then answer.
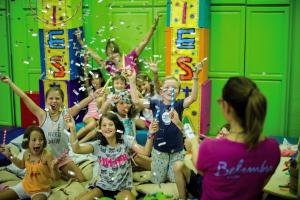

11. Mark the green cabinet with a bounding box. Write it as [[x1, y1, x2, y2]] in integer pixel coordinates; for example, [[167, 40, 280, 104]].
[[245, 7, 289, 80], [9, 1, 41, 126], [82, 0, 166, 78], [211, 0, 246, 4], [208, 78, 228, 135], [0, 11, 14, 126], [247, 0, 290, 4], [209, 6, 245, 77], [208, 5, 290, 136], [254, 80, 285, 136], [211, 0, 289, 4], [0, 0, 6, 9], [153, 7, 167, 78]]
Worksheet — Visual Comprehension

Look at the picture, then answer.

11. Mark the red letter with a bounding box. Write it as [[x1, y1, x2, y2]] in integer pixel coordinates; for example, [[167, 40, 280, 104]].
[[177, 56, 193, 81], [50, 56, 65, 77]]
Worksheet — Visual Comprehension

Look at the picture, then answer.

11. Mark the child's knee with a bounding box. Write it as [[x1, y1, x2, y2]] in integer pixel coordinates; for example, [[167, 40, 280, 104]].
[[173, 160, 185, 173]]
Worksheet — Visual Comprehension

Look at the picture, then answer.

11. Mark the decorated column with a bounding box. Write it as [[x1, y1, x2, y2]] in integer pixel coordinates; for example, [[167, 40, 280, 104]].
[[37, 0, 84, 118], [166, 0, 211, 135]]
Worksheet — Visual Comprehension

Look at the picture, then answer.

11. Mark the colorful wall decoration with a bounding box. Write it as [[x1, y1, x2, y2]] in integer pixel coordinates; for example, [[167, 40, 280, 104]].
[[166, 0, 211, 135], [37, 0, 84, 114]]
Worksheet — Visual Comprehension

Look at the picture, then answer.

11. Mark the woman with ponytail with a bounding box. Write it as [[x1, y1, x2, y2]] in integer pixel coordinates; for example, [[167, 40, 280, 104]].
[[186, 76, 280, 200]]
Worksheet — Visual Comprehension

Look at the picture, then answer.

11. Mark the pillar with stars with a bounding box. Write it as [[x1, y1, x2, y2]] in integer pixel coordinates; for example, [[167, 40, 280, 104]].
[[37, 0, 85, 118], [166, 0, 211, 135]]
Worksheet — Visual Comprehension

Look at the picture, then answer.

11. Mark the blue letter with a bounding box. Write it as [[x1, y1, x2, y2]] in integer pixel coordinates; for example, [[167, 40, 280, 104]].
[[48, 30, 65, 49]]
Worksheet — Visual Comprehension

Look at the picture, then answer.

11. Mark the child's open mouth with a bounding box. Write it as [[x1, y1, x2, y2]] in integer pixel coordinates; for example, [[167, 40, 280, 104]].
[[33, 147, 41, 152]]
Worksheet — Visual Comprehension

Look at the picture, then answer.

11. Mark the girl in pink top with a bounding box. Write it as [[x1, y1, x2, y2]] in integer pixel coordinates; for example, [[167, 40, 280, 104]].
[[77, 55, 106, 143], [76, 15, 159, 76]]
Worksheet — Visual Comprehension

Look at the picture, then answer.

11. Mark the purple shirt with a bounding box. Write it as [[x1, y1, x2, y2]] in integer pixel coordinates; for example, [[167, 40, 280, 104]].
[[105, 50, 138, 76], [197, 138, 280, 200]]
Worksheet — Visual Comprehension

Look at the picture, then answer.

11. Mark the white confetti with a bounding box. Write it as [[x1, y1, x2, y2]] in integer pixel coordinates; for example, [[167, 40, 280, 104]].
[[116, 129, 123, 133], [75, 62, 81, 67], [32, 33, 37, 37], [140, 116, 146, 121], [73, 89, 79, 96], [89, 71, 94, 76], [67, 170, 75, 176], [23, 61, 29, 65], [79, 86, 86, 91]]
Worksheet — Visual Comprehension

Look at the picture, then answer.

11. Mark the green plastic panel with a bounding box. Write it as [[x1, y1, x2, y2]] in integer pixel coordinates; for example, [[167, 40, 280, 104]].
[[208, 78, 228, 135], [153, 7, 167, 79], [245, 7, 289, 80], [108, 0, 152, 7], [0, 11, 13, 125], [247, 0, 290, 4], [287, 0, 300, 138], [0, 0, 6, 9], [155, 0, 168, 6], [107, 7, 153, 72], [9, 1, 41, 126], [254, 80, 285, 136], [209, 6, 245, 78], [211, 0, 246, 4]]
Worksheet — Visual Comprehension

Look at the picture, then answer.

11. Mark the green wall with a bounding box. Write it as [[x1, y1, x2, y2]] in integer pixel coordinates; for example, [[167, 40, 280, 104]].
[[0, 0, 299, 138], [287, 0, 300, 137]]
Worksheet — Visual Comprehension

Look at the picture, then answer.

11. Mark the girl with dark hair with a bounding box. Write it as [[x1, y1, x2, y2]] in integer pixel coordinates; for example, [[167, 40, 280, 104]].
[[65, 113, 158, 200], [76, 15, 160, 76], [0, 76, 103, 182], [77, 54, 106, 143], [0, 126, 60, 200], [186, 76, 281, 200]]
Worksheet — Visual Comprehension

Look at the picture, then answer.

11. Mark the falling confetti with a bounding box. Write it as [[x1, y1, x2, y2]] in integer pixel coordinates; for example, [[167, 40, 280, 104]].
[[116, 129, 123, 133], [23, 61, 29, 65]]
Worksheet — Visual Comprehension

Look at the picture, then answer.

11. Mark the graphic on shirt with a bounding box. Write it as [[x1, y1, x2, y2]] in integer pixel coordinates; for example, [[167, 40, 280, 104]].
[[214, 159, 275, 179], [162, 111, 171, 125], [48, 123, 62, 144]]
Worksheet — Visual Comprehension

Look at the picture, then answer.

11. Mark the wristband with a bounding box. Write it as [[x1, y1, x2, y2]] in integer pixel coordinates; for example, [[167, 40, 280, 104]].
[[147, 134, 155, 140]]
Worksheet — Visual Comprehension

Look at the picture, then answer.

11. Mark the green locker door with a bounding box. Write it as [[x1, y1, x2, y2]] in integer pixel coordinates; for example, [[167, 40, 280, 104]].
[[153, 7, 167, 79], [245, 6, 289, 136], [0, 11, 14, 126], [10, 1, 41, 126], [208, 78, 228, 135], [245, 7, 289, 80], [247, 0, 290, 4], [254, 80, 285, 136], [211, 0, 246, 4], [209, 6, 245, 78]]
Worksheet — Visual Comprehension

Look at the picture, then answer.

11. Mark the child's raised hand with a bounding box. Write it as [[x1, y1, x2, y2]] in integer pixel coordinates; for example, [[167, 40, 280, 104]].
[[0, 75, 11, 84], [123, 69, 136, 82], [93, 88, 105, 99], [149, 120, 159, 134], [152, 14, 160, 29], [75, 28, 82, 39], [193, 57, 207, 76], [147, 57, 158, 73], [0, 145, 12, 158], [111, 94, 121, 105]]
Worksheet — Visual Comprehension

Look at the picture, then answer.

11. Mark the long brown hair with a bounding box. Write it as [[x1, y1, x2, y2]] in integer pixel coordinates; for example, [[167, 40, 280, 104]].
[[222, 77, 267, 149]]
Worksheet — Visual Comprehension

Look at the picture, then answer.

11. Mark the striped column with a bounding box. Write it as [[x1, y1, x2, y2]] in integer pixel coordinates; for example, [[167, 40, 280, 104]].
[[166, 0, 211, 135]]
